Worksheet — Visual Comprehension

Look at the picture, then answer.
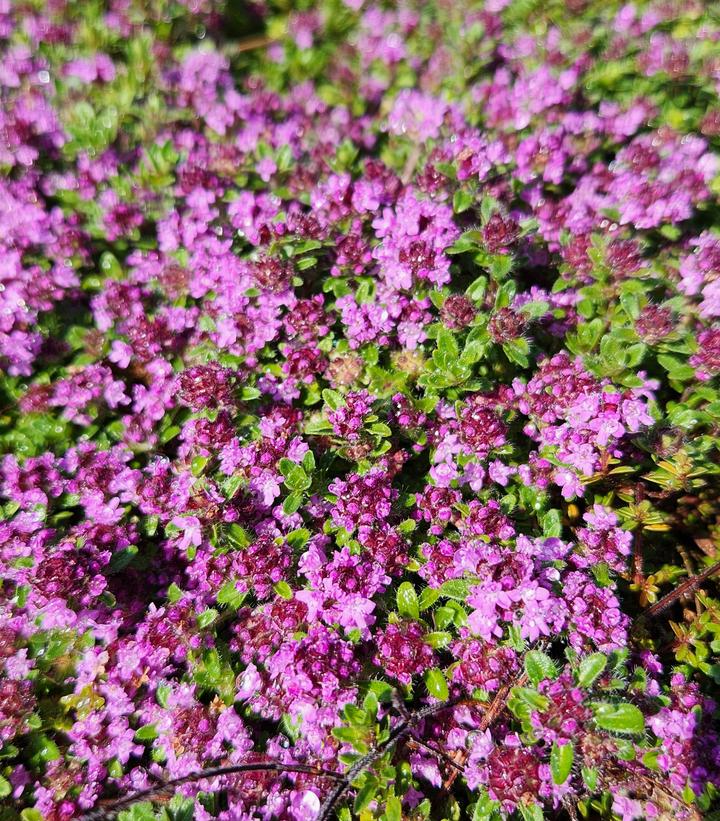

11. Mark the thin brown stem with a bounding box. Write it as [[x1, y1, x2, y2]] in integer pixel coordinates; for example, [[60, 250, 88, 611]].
[[632, 485, 646, 586], [316, 698, 460, 821], [400, 144, 422, 184], [640, 560, 720, 620], [223, 34, 277, 56], [442, 672, 528, 791], [405, 736, 465, 774], [80, 761, 344, 821]]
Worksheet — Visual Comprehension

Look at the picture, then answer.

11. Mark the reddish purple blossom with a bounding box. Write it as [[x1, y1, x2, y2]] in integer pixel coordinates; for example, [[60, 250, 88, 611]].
[[483, 213, 519, 253], [177, 362, 236, 411], [373, 621, 436, 685], [2, 3, 719, 819], [441, 295, 477, 329]]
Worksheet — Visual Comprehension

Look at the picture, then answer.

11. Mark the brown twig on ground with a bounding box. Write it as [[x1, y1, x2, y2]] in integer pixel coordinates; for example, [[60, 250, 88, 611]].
[[639, 559, 720, 621], [405, 737, 466, 773], [80, 761, 344, 821], [316, 698, 461, 821], [441, 672, 528, 792], [693, 537, 717, 557], [602, 765, 702, 821], [223, 34, 278, 56], [400, 144, 422, 184], [632, 486, 646, 586]]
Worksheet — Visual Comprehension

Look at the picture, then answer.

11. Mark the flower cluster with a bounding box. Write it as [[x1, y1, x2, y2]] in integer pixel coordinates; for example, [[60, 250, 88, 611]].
[[1, 1, 720, 820]]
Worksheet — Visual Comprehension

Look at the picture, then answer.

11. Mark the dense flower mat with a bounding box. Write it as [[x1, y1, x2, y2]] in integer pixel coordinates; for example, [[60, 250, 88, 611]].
[[2, 0, 720, 819]]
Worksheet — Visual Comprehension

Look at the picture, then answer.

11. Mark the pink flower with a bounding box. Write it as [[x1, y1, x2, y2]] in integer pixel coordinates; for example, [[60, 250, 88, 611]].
[[170, 515, 202, 551]]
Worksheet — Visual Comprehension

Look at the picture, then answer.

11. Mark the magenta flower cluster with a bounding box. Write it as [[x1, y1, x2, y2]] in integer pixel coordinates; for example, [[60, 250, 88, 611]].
[[1, 1, 720, 820]]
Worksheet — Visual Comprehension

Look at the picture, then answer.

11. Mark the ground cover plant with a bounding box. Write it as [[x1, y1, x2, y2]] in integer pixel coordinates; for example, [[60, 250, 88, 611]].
[[2, 0, 720, 819]]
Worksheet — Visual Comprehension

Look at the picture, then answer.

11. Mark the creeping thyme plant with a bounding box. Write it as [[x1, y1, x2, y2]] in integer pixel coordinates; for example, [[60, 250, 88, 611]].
[[3, 0, 720, 819]]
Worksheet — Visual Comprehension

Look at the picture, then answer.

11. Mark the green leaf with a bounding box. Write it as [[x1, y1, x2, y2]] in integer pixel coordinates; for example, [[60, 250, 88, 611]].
[[567, 318, 604, 354], [436, 328, 459, 359], [296, 256, 317, 270], [385, 795, 402, 821], [577, 653, 607, 688], [160, 424, 181, 444], [283, 491, 304, 515], [506, 623, 525, 652], [368, 680, 395, 702], [465, 275, 487, 301], [134, 723, 158, 741], [453, 189, 475, 214], [494, 281, 516, 309], [216, 581, 246, 609], [191, 455, 208, 476], [301, 450, 316, 472], [480, 194, 500, 223], [541, 509, 562, 538], [517, 802, 544, 821], [197, 608, 218, 629], [363, 691, 379, 720], [592, 702, 645, 735], [354, 775, 379, 813], [469, 792, 497, 821], [438, 579, 471, 601], [278, 458, 311, 491], [108, 546, 139, 574], [615, 739, 636, 760], [304, 417, 334, 435], [273, 581, 293, 600], [0, 776, 11, 799], [418, 587, 440, 611], [355, 278, 375, 304], [343, 704, 367, 725], [518, 300, 550, 319], [657, 354, 695, 381], [503, 337, 530, 367], [166, 583, 182, 602], [524, 650, 558, 686], [120, 802, 156, 821], [226, 523, 250, 549], [332, 725, 359, 743], [99, 251, 123, 279], [322, 389, 344, 410], [581, 766, 598, 791], [286, 528, 311, 549], [489, 254, 513, 281], [550, 741, 574, 785], [448, 229, 483, 255], [369, 422, 392, 437], [223, 474, 245, 500], [156, 684, 171, 709], [508, 687, 550, 717], [425, 668, 449, 701], [0, 744, 18, 761], [642, 749, 661, 770], [460, 339, 487, 366], [424, 631, 452, 649], [434, 606, 455, 630], [396, 582, 419, 619], [624, 343, 646, 368]]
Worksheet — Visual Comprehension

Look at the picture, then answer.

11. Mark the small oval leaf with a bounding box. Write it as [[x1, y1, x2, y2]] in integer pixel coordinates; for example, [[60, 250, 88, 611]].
[[592, 702, 645, 735], [385, 795, 402, 821], [577, 653, 607, 688], [396, 582, 419, 620], [524, 650, 558, 685], [550, 741, 574, 785], [425, 668, 449, 701]]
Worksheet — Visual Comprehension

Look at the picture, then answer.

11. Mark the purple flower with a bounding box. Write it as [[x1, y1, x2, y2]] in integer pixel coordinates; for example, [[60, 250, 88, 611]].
[[388, 90, 448, 141]]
